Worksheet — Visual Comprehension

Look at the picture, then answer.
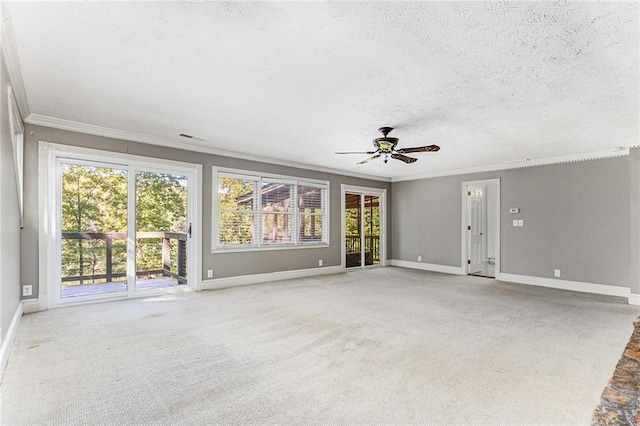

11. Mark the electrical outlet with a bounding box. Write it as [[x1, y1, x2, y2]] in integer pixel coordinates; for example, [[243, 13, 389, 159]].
[[417, 256, 422, 262], [318, 259, 323, 267], [554, 269, 561, 278], [22, 285, 32, 297], [207, 269, 213, 278]]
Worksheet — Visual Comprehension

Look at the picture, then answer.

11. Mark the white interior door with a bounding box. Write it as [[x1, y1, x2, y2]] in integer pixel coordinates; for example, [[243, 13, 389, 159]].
[[468, 185, 485, 274], [461, 179, 500, 278]]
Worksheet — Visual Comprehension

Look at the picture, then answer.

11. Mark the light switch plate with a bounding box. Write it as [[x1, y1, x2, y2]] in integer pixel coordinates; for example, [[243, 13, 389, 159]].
[[513, 219, 518, 227], [518, 219, 524, 226]]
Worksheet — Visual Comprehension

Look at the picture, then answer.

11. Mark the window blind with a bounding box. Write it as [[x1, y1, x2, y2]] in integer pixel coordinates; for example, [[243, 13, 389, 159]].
[[215, 170, 328, 249]]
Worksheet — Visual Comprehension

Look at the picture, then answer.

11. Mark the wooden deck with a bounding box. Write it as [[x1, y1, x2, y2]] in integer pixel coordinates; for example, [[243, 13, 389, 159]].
[[62, 277, 182, 298]]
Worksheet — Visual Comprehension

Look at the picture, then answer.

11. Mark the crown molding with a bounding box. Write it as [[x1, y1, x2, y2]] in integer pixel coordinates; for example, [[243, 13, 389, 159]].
[[0, 0, 30, 119], [25, 113, 391, 182], [391, 148, 630, 182], [26, 112, 630, 184]]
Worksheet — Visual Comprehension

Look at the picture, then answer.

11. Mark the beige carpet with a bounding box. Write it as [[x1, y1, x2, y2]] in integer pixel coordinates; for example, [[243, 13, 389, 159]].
[[2, 267, 638, 425]]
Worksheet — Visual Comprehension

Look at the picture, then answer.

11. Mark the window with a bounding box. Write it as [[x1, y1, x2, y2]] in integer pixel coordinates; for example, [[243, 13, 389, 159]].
[[214, 169, 329, 250]]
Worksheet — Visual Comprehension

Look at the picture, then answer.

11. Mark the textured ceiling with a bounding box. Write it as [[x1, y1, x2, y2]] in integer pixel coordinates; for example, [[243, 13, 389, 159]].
[[7, 1, 639, 180]]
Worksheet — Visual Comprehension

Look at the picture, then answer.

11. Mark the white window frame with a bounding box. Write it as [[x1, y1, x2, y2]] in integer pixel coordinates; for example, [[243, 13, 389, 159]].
[[212, 167, 330, 252]]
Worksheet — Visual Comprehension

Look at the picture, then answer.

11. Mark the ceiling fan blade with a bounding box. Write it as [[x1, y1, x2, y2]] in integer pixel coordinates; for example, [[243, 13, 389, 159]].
[[391, 153, 418, 164], [357, 154, 381, 165], [396, 145, 440, 154], [336, 151, 377, 155]]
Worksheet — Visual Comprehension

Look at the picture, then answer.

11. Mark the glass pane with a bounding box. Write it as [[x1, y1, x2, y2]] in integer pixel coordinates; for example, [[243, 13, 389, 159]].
[[345, 193, 362, 268], [298, 185, 323, 213], [299, 213, 323, 242], [219, 211, 256, 246], [364, 195, 381, 266], [262, 213, 293, 244], [260, 180, 293, 245], [262, 181, 293, 213], [60, 163, 128, 298], [135, 172, 188, 291], [298, 185, 325, 244], [218, 177, 257, 211]]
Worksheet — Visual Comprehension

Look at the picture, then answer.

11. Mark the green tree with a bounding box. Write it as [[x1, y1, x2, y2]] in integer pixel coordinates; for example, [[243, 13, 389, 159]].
[[135, 172, 187, 276], [61, 165, 187, 285], [217, 177, 256, 245], [61, 164, 127, 283]]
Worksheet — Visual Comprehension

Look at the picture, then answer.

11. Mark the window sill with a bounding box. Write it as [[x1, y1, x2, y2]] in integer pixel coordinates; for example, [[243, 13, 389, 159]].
[[212, 243, 330, 254]]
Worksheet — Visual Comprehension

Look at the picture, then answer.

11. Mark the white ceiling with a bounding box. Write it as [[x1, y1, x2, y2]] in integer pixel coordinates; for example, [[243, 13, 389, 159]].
[[6, 1, 639, 180]]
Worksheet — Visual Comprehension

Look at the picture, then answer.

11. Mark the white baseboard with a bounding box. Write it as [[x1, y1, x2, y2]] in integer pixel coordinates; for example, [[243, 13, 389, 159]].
[[390, 259, 465, 275], [0, 301, 23, 380], [22, 297, 46, 313], [628, 293, 640, 306], [497, 273, 631, 300], [201, 265, 345, 290]]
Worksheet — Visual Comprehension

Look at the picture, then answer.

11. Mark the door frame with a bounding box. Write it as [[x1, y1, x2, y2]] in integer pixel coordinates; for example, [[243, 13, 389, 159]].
[[467, 184, 486, 274], [39, 142, 202, 309], [461, 179, 500, 276], [341, 184, 387, 269]]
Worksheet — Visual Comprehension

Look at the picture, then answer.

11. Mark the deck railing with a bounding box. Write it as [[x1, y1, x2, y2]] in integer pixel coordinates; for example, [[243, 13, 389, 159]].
[[345, 235, 380, 265], [61, 231, 187, 285]]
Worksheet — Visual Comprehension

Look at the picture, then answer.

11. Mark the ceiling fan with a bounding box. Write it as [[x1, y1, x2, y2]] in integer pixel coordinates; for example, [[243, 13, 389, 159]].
[[336, 127, 440, 164]]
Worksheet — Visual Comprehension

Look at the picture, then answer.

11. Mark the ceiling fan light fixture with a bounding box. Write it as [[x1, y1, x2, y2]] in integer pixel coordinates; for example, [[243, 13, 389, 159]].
[[375, 138, 398, 152], [336, 126, 440, 165]]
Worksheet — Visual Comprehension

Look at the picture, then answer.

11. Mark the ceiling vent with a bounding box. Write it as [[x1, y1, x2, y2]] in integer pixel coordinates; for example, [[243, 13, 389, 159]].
[[179, 133, 207, 142]]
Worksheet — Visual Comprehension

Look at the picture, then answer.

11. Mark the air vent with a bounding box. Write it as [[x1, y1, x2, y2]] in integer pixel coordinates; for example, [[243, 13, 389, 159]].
[[179, 133, 207, 142]]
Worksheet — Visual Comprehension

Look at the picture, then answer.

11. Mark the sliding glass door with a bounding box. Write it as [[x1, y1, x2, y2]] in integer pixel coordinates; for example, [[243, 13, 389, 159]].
[[60, 161, 129, 298], [363, 195, 381, 266], [135, 171, 188, 291], [57, 157, 192, 304], [344, 187, 384, 269]]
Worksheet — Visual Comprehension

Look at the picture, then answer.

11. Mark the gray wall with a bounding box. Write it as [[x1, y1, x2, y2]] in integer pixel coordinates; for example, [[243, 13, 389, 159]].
[[0, 58, 22, 341], [392, 175, 463, 266], [18, 123, 636, 299], [21, 125, 392, 297], [392, 156, 631, 288]]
